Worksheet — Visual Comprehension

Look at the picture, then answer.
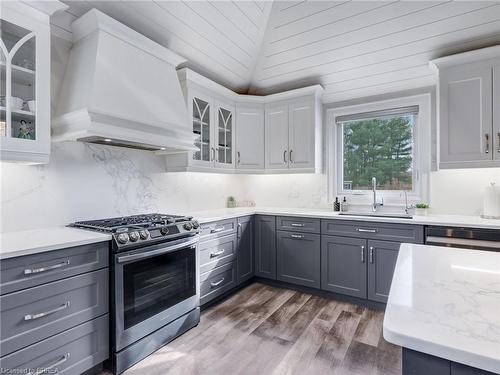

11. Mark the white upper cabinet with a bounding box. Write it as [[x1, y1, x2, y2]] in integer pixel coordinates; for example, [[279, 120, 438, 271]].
[[265, 92, 323, 173], [167, 68, 323, 174], [235, 104, 264, 171], [265, 104, 289, 170], [431, 46, 500, 169], [494, 65, 500, 161], [0, 2, 66, 164]]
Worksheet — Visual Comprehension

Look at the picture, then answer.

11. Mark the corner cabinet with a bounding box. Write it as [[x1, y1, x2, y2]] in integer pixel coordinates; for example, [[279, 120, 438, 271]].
[[265, 94, 323, 173], [235, 104, 265, 172], [431, 46, 500, 169], [0, 2, 65, 164]]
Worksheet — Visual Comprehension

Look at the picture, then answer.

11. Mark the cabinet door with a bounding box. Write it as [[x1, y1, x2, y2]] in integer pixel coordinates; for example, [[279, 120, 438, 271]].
[[265, 104, 289, 170], [440, 65, 493, 165], [237, 216, 254, 284], [494, 65, 500, 161], [288, 99, 315, 169], [190, 89, 214, 167], [321, 235, 367, 298], [0, 6, 51, 163], [214, 99, 235, 169], [277, 231, 320, 288], [235, 105, 264, 169], [254, 215, 276, 279], [367, 240, 400, 303]]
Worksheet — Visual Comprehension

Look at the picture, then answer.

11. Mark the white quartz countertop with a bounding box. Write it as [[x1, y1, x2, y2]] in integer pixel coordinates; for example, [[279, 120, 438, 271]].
[[0, 227, 111, 260], [185, 206, 500, 229], [383, 243, 500, 373]]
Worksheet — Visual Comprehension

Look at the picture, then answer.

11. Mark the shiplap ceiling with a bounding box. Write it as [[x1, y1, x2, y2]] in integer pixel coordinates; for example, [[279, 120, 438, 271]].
[[51, 1, 500, 102]]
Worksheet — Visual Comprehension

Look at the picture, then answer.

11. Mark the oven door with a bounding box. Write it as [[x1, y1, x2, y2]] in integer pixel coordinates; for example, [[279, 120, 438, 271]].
[[113, 236, 199, 351]]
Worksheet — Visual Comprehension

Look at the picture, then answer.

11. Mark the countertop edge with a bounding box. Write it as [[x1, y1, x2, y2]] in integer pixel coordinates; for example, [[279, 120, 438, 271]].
[[382, 323, 500, 374], [0, 236, 111, 260]]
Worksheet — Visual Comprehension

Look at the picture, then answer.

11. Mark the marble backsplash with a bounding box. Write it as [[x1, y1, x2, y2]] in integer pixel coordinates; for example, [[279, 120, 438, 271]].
[[2, 140, 499, 233]]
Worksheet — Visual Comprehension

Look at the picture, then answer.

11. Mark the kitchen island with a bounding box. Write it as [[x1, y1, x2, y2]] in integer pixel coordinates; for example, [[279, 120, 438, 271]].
[[383, 243, 500, 374]]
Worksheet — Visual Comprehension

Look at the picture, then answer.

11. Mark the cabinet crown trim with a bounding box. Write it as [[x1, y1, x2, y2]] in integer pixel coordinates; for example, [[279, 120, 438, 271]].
[[430, 45, 500, 71]]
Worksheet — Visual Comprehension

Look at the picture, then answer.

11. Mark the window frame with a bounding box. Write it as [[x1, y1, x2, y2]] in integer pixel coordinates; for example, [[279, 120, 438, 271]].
[[326, 94, 431, 205]]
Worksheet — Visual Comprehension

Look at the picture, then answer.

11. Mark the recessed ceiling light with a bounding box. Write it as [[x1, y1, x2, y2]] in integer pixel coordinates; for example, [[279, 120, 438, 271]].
[[104, 138, 112, 142], [160, 147, 166, 150]]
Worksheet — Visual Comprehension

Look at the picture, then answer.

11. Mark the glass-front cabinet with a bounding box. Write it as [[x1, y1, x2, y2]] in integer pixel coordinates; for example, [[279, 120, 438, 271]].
[[187, 87, 235, 170], [0, 2, 53, 163]]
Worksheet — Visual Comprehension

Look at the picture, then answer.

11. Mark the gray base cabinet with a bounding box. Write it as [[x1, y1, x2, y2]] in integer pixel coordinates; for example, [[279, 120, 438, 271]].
[[277, 231, 320, 288], [367, 240, 400, 303], [254, 215, 277, 279], [321, 235, 367, 298], [237, 216, 254, 284]]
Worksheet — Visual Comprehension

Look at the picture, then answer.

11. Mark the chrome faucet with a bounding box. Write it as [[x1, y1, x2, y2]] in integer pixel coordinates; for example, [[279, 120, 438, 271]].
[[402, 191, 415, 215], [372, 177, 383, 212]]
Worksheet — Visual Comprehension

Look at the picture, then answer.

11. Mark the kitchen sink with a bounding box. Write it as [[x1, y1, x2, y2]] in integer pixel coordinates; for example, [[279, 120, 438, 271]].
[[338, 212, 413, 219]]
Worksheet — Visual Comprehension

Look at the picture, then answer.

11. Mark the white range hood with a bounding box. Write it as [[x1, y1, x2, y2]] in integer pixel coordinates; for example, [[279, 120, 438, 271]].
[[52, 9, 197, 153]]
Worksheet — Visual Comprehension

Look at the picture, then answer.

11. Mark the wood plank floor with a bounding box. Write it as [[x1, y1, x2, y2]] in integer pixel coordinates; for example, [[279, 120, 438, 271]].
[[113, 283, 401, 375]]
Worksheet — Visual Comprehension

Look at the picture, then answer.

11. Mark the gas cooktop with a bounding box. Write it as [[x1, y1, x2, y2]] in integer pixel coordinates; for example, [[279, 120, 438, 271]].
[[69, 213, 199, 250]]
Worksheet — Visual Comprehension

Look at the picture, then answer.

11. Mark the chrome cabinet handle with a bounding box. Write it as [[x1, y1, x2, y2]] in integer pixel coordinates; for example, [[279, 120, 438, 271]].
[[211, 227, 224, 233], [210, 278, 225, 287], [357, 228, 377, 233], [29, 353, 70, 375], [290, 234, 304, 239], [237, 151, 241, 164], [485, 134, 490, 154], [24, 260, 70, 275], [290, 223, 304, 227], [283, 150, 287, 164], [24, 301, 70, 321], [369, 246, 374, 263], [210, 249, 225, 258], [211, 147, 215, 161], [497, 133, 500, 153], [361, 246, 365, 263], [290, 149, 293, 163]]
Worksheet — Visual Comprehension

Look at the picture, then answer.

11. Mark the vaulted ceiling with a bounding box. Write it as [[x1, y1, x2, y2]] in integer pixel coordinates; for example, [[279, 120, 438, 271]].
[[52, 1, 500, 103]]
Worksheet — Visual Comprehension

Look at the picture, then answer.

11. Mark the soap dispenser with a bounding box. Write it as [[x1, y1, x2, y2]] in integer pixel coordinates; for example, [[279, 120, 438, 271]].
[[340, 197, 348, 212], [333, 197, 340, 212]]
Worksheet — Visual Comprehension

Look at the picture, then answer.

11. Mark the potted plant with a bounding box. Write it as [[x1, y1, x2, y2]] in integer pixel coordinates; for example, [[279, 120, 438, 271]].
[[227, 196, 236, 208], [415, 203, 430, 216]]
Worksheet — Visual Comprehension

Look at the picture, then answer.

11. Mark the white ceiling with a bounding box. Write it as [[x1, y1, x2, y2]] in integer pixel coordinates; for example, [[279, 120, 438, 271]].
[[52, 1, 500, 103]]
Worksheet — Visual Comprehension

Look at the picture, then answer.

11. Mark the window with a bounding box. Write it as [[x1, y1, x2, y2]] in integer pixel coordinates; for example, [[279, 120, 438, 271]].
[[327, 94, 432, 203], [338, 107, 417, 192]]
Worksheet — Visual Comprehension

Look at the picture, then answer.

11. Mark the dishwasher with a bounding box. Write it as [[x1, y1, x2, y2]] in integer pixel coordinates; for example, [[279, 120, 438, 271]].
[[425, 226, 500, 252]]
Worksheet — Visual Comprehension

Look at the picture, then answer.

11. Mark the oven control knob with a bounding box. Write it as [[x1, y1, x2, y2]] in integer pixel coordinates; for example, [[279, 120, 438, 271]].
[[191, 220, 199, 229], [160, 227, 169, 235], [117, 233, 129, 244], [139, 230, 149, 240], [183, 222, 193, 231], [129, 231, 139, 242]]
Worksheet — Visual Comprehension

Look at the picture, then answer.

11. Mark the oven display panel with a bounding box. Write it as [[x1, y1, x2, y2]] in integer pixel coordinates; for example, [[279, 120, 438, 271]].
[[150, 226, 180, 238]]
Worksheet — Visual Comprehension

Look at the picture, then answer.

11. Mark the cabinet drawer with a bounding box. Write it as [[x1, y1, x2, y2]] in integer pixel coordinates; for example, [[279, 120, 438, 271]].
[[321, 220, 424, 243], [199, 234, 237, 274], [277, 216, 321, 234], [1, 242, 109, 295], [200, 262, 236, 305], [0, 314, 109, 375], [1, 269, 109, 356], [199, 219, 237, 239]]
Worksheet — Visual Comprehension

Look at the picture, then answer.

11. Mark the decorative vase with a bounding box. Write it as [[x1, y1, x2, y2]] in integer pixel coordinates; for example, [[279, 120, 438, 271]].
[[415, 208, 428, 216]]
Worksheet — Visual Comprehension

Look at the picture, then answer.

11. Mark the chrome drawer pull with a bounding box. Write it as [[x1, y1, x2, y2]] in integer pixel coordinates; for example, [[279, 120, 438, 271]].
[[290, 223, 304, 227], [357, 228, 377, 233], [210, 249, 225, 258], [283, 150, 287, 164], [369, 246, 374, 263], [29, 353, 70, 375], [210, 278, 225, 287], [24, 260, 70, 275], [361, 246, 365, 263], [290, 234, 304, 239], [24, 301, 71, 321], [485, 133, 490, 154], [211, 227, 224, 233]]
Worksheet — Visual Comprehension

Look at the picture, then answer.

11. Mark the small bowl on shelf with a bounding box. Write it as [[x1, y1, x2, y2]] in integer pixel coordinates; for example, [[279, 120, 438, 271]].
[[10, 97, 24, 110], [27, 100, 36, 113]]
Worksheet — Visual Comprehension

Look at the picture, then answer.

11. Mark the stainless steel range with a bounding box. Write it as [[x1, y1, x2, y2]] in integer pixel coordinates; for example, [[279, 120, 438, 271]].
[[70, 214, 200, 374]]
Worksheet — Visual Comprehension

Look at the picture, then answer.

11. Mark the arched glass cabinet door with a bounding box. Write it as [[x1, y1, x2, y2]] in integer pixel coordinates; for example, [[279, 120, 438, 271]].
[[0, 19, 36, 141]]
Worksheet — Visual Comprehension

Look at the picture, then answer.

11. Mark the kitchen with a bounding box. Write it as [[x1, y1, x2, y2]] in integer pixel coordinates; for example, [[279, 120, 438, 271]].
[[0, 1, 499, 374]]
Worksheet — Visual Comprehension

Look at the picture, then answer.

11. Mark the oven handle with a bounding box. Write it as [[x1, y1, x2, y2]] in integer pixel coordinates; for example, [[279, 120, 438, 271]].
[[117, 237, 199, 263]]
